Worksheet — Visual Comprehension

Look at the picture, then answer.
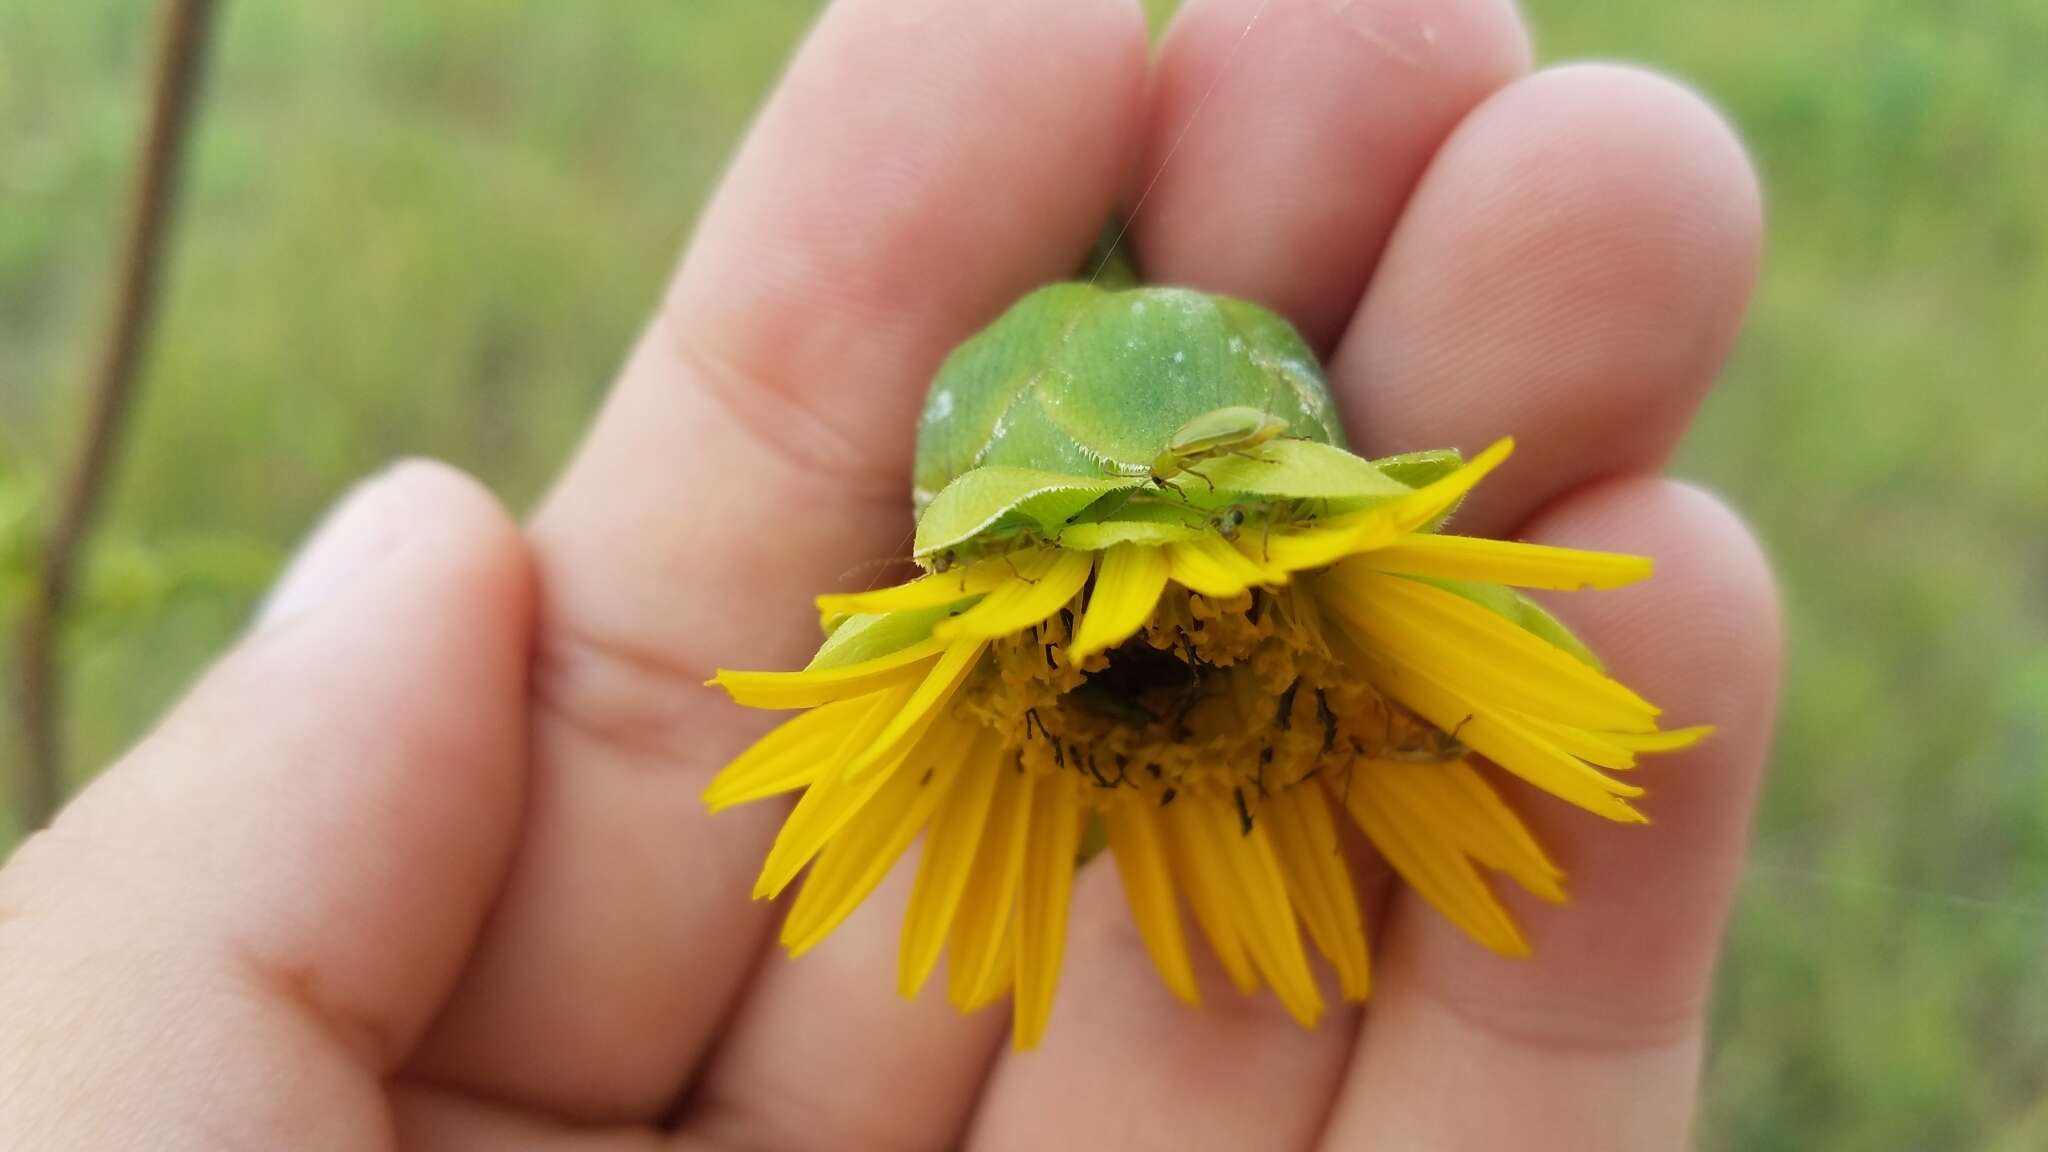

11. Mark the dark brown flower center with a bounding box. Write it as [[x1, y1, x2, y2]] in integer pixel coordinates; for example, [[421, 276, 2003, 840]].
[[951, 585, 1459, 825]]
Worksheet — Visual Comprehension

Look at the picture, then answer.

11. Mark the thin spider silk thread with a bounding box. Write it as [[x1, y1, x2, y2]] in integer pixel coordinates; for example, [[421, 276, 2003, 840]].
[[1088, 0, 1275, 284], [1741, 862, 2048, 924]]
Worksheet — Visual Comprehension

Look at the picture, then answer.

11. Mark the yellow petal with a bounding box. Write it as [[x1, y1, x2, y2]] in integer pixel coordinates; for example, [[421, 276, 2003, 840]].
[[1262, 438, 1517, 575], [754, 717, 971, 900], [1325, 565, 1660, 733], [899, 732, 1004, 998], [1504, 713, 1710, 771], [935, 549, 1094, 642], [1262, 517, 1403, 574], [1160, 799, 1259, 996], [1013, 770, 1082, 1049], [1071, 543, 1171, 660], [816, 565, 1006, 630], [703, 693, 883, 812], [1429, 760, 1566, 903], [709, 636, 946, 710], [1263, 784, 1371, 1000], [1387, 437, 1515, 533], [1180, 796, 1323, 1027], [1166, 534, 1286, 599], [1605, 725, 1715, 753], [1504, 710, 1643, 772], [1360, 655, 1647, 823], [782, 745, 962, 955], [947, 761, 1032, 1010], [1341, 766, 1530, 956], [1466, 710, 1648, 821], [1104, 797, 1200, 1005], [962, 914, 1017, 1013], [1356, 533, 1653, 591], [839, 639, 987, 784]]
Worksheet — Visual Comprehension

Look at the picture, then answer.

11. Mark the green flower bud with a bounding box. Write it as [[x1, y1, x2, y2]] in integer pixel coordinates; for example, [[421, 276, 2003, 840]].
[[907, 284, 1439, 567], [913, 284, 1346, 500]]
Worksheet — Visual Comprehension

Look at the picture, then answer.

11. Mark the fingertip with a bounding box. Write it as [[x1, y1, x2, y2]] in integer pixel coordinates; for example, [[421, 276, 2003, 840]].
[[1515, 62, 1764, 291], [1523, 475, 1783, 735], [1340, 473, 1782, 1082], [1640, 479, 1781, 667], [259, 456, 533, 637], [1138, 0, 1532, 346], [1338, 63, 1765, 534], [1491, 478, 1781, 990], [5, 460, 538, 1075], [367, 457, 532, 596], [1517, 63, 1765, 354]]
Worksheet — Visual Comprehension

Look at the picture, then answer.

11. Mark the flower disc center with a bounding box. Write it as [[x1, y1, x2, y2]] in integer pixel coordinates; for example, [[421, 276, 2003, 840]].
[[954, 586, 1427, 815], [1066, 640, 1204, 729]]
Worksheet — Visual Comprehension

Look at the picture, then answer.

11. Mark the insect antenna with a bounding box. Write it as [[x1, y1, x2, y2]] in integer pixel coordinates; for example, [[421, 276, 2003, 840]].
[[834, 525, 919, 587]]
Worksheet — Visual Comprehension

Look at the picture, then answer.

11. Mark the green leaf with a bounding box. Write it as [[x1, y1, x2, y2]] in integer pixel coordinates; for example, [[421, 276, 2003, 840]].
[[1424, 577, 1604, 669], [1049, 490, 1207, 550], [912, 466, 1140, 560], [913, 284, 1102, 503], [1372, 448, 1467, 532], [1177, 439, 1412, 505], [808, 604, 954, 670], [1372, 449, 1463, 490], [1057, 518, 1207, 550]]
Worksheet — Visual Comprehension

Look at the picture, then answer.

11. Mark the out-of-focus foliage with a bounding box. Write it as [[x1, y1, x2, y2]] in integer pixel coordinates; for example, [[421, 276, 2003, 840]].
[[2, 1, 2043, 1147], [1520, 6, 2048, 1149]]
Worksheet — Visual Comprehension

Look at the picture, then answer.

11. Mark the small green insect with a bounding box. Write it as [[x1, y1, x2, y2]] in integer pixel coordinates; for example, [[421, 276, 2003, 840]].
[[1206, 497, 1301, 540], [1145, 405, 1291, 490], [1384, 729, 1471, 763], [1379, 705, 1473, 763], [1208, 496, 1311, 560], [928, 526, 1045, 575]]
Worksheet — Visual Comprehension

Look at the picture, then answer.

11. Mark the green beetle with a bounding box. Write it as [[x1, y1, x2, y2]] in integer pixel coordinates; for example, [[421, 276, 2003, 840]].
[[911, 284, 1346, 512], [1147, 405, 1291, 489]]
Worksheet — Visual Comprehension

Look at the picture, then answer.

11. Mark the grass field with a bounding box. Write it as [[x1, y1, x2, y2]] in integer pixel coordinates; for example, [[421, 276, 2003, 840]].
[[5, 2, 2045, 1145]]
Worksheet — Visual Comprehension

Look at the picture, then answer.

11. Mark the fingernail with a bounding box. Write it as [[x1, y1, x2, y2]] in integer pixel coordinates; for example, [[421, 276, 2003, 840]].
[[256, 463, 419, 628]]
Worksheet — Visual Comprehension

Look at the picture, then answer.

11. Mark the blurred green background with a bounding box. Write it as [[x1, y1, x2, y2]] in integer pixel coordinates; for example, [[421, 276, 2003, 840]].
[[3, 2, 2044, 1146]]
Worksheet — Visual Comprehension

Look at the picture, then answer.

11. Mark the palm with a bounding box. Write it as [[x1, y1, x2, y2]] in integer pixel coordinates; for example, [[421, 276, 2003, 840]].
[[0, 2, 1775, 1149]]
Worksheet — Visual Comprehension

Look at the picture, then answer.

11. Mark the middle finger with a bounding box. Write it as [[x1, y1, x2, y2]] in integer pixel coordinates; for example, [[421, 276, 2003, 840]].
[[408, 0, 1146, 1125], [970, 1, 1530, 1146]]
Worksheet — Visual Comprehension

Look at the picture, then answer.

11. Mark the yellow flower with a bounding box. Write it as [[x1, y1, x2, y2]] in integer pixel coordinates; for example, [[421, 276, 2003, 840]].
[[705, 439, 1708, 1048]]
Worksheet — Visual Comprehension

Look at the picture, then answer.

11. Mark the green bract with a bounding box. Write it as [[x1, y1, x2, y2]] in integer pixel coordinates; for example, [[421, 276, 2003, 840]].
[[810, 606, 952, 668], [908, 283, 1450, 565], [914, 284, 1342, 497]]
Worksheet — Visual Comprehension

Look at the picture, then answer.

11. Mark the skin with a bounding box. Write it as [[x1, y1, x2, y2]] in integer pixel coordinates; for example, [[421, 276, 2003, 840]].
[[0, 0, 1775, 1148]]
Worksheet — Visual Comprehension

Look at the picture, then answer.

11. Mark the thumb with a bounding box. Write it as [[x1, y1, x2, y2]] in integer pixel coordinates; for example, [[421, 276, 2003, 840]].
[[0, 461, 533, 1150]]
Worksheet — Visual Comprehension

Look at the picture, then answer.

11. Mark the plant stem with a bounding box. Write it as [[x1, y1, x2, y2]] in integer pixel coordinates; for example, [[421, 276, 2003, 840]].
[[12, 0, 215, 833]]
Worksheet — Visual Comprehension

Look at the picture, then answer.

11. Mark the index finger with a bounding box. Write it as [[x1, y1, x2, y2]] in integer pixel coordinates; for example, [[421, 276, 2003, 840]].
[[407, 0, 1148, 1122]]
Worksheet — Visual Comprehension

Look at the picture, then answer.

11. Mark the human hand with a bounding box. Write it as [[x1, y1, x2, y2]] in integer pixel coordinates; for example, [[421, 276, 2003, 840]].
[[0, 2, 1776, 1149]]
